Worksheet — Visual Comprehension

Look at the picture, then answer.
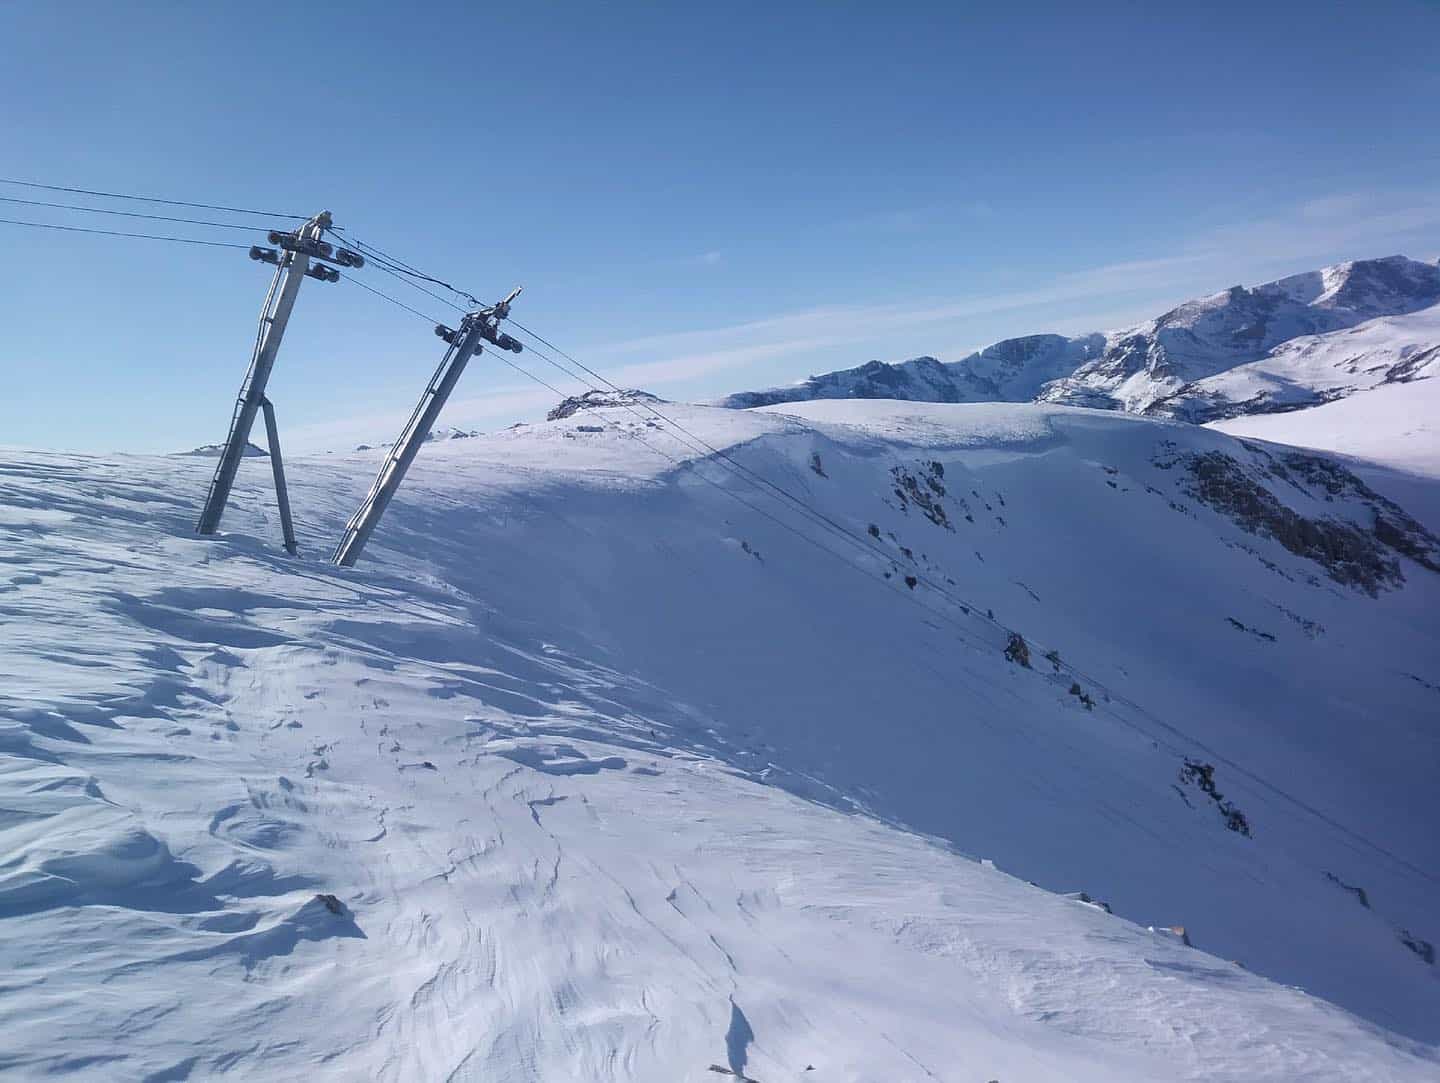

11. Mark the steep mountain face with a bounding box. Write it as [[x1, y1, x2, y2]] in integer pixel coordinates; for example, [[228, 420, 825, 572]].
[[2, 401, 1438, 1078], [721, 256, 1440, 423]]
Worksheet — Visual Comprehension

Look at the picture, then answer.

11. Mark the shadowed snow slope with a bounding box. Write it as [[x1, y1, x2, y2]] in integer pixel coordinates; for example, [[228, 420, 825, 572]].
[[1, 401, 1438, 1080]]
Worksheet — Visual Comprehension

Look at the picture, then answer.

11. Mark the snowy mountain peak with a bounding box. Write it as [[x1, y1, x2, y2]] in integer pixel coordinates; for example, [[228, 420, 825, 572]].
[[723, 255, 1440, 424]]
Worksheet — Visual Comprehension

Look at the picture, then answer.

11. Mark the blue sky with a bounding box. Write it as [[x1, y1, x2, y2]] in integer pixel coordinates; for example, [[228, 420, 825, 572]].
[[3, 1, 1440, 452]]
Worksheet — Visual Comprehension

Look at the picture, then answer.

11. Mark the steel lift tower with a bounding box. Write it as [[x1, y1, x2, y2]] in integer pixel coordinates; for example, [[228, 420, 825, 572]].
[[332, 289, 523, 568], [195, 211, 361, 552]]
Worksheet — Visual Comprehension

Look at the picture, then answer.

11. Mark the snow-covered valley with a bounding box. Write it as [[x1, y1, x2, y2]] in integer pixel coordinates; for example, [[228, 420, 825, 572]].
[[2, 399, 1438, 1080]]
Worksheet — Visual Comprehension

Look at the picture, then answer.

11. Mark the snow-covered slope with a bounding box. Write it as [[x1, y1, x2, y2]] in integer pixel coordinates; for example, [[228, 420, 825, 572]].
[[721, 256, 1440, 423], [2, 401, 1438, 1079]]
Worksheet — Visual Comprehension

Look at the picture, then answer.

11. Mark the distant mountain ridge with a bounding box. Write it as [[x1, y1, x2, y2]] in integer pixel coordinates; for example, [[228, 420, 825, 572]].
[[719, 255, 1440, 423], [177, 440, 268, 457]]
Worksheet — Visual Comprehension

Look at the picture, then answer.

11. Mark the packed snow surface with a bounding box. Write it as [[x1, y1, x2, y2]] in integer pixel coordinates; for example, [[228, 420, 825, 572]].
[[2, 400, 1438, 1080]]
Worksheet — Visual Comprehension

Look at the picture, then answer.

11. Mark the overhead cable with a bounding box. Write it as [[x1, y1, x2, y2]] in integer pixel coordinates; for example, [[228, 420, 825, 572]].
[[0, 215, 253, 248], [0, 193, 284, 232], [0, 176, 305, 220]]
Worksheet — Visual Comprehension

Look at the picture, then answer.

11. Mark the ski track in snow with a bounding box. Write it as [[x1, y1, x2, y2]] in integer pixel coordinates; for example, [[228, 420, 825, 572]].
[[0, 400, 1438, 1080]]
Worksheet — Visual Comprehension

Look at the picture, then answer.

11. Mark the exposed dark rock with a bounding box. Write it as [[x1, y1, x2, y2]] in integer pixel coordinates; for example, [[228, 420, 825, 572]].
[[1399, 929, 1435, 965], [1226, 617, 1276, 642], [1003, 633, 1031, 668], [1323, 872, 1371, 910], [891, 461, 953, 530], [1178, 760, 1252, 837]]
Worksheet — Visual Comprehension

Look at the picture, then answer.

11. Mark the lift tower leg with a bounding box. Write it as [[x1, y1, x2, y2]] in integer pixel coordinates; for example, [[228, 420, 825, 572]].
[[260, 396, 297, 555], [332, 290, 522, 568], [196, 211, 331, 538]]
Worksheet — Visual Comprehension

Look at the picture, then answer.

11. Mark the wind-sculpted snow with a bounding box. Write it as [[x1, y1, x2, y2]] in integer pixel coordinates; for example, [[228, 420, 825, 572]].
[[1, 402, 1438, 1079]]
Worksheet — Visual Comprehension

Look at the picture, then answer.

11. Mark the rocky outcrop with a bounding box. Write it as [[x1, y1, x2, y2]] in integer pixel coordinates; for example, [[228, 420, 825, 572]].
[[1153, 443, 1440, 594], [547, 389, 662, 421]]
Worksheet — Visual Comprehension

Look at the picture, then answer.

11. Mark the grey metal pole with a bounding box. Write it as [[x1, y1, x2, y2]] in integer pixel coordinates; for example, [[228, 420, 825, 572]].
[[331, 316, 489, 568], [196, 211, 330, 537], [260, 396, 297, 556]]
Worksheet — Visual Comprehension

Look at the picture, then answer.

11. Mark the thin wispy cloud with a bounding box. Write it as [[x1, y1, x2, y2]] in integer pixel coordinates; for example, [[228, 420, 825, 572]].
[[1189, 191, 1440, 265]]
